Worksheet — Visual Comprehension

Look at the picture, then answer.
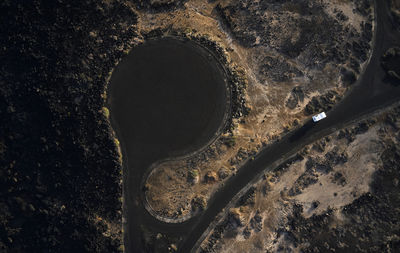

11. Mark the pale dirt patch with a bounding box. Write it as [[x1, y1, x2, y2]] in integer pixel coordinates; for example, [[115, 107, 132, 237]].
[[294, 126, 382, 218], [323, 0, 367, 32]]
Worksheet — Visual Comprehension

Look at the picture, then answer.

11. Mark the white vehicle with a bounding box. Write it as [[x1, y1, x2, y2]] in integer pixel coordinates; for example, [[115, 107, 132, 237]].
[[312, 112, 327, 122]]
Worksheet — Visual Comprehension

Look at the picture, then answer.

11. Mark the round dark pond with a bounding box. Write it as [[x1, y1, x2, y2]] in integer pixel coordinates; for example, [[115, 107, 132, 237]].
[[107, 37, 229, 252], [108, 37, 228, 161]]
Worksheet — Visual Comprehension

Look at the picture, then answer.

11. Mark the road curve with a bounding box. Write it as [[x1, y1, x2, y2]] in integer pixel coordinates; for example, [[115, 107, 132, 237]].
[[178, 0, 400, 252]]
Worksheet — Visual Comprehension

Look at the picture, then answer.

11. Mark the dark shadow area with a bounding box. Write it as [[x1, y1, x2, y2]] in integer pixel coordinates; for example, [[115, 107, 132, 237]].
[[289, 119, 315, 142], [109, 38, 228, 161]]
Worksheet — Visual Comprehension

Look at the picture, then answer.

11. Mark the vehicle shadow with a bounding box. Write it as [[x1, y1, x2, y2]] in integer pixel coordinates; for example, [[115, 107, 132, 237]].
[[289, 119, 315, 142]]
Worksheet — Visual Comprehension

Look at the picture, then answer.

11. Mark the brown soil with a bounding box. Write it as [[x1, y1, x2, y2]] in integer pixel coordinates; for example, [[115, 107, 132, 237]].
[[143, 0, 375, 222], [198, 104, 400, 253]]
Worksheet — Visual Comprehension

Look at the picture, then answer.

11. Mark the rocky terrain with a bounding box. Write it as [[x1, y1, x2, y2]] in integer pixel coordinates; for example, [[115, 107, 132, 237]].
[[0, 0, 140, 251], [197, 104, 400, 253], [134, 0, 188, 12], [144, 0, 375, 222], [390, 0, 400, 31], [382, 47, 400, 84], [0, 0, 381, 252]]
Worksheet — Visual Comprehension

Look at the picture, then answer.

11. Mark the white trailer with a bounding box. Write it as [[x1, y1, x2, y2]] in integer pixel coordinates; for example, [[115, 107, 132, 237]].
[[312, 112, 327, 122]]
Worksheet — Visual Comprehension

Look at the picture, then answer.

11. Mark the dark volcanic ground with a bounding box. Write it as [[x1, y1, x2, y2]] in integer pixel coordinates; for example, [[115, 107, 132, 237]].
[[0, 1, 139, 252]]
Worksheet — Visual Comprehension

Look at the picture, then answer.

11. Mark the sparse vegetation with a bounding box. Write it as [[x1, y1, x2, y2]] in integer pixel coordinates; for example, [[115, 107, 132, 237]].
[[199, 104, 400, 253], [222, 135, 236, 148]]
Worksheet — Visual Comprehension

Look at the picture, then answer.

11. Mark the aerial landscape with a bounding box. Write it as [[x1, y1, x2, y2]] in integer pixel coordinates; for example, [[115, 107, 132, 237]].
[[1, 0, 400, 252]]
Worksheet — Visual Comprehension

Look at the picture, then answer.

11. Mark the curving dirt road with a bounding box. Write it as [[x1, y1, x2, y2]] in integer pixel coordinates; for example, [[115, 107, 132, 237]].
[[178, 0, 400, 252], [121, 1, 400, 252]]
